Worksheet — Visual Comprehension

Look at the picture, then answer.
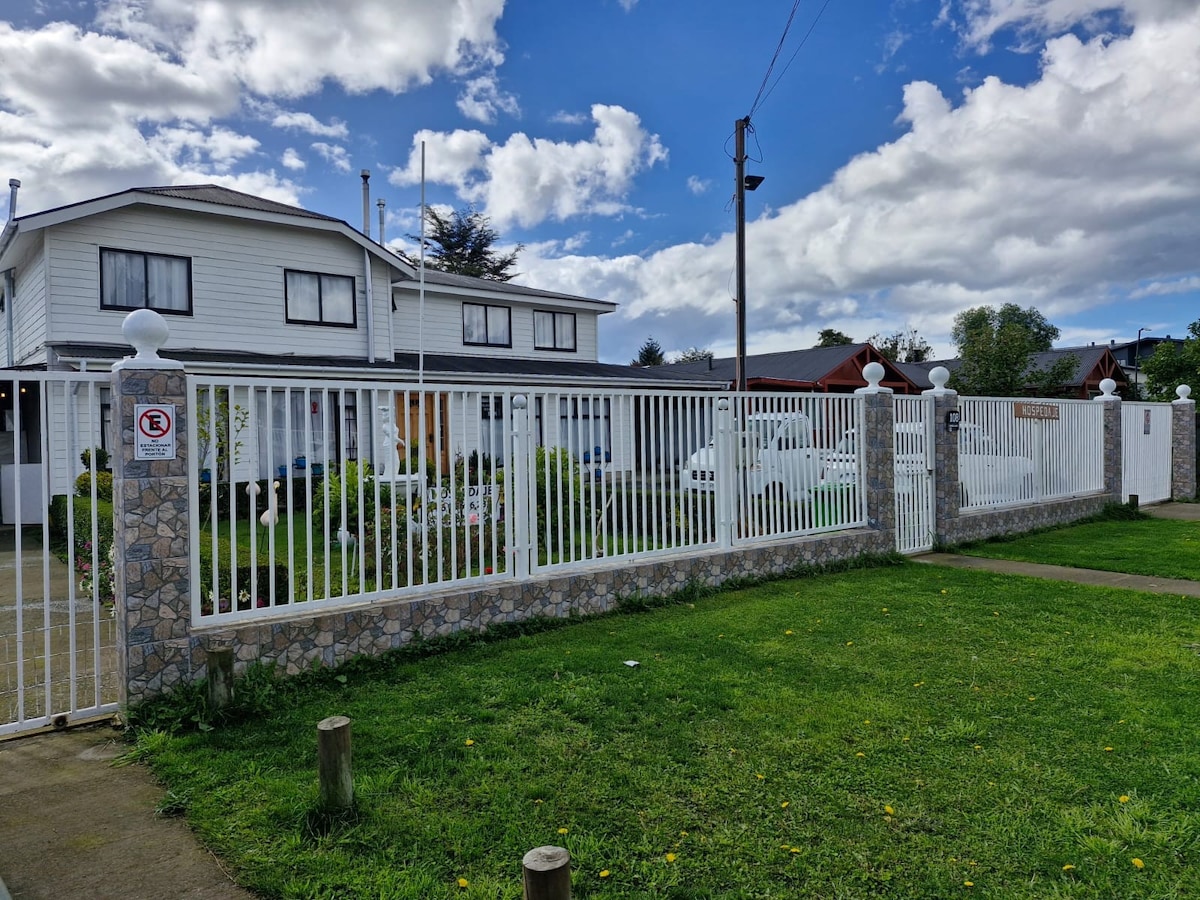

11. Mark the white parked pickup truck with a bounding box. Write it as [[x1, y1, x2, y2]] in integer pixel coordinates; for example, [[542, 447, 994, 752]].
[[681, 412, 824, 502]]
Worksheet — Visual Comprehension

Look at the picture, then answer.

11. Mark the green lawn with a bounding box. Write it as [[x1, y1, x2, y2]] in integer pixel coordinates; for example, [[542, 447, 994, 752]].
[[133, 562, 1200, 899], [958, 517, 1200, 581]]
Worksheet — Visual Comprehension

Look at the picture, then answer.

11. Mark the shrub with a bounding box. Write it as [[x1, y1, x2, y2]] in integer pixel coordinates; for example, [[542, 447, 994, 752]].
[[74, 469, 114, 501]]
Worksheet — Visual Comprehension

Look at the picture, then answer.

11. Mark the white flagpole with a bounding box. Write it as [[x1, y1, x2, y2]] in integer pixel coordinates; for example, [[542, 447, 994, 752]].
[[418, 140, 426, 387]]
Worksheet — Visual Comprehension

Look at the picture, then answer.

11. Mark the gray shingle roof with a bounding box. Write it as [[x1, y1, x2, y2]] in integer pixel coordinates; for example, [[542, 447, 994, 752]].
[[393, 268, 611, 306], [667, 344, 876, 384], [135, 185, 343, 222]]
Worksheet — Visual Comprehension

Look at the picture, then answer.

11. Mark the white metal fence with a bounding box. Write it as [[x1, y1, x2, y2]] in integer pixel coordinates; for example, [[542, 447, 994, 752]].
[[894, 395, 935, 554], [1121, 402, 1173, 504], [188, 378, 868, 628], [957, 397, 1106, 511], [1, 372, 119, 737]]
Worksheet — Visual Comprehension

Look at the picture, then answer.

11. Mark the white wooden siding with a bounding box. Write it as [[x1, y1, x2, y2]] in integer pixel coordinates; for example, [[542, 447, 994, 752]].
[[392, 290, 601, 361], [12, 245, 48, 366], [43, 207, 394, 362]]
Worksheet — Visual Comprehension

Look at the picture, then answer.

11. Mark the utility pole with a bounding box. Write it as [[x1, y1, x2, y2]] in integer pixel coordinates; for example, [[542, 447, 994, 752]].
[[734, 116, 750, 393]]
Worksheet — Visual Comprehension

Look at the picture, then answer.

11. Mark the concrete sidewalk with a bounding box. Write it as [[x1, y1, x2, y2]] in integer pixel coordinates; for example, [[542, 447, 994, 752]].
[[0, 724, 254, 900], [913, 552, 1200, 596]]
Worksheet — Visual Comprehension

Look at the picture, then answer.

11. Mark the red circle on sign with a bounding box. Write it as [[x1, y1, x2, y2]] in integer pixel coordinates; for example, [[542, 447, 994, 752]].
[[138, 408, 172, 439]]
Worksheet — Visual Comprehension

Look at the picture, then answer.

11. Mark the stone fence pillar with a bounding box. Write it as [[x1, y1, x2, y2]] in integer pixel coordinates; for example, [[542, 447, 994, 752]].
[[856, 363, 895, 538], [110, 311, 193, 705], [1095, 378, 1122, 504], [1172, 385, 1196, 501], [922, 367, 958, 543]]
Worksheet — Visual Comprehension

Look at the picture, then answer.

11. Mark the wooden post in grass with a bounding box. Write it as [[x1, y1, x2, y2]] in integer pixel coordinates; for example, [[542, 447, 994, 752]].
[[522, 845, 571, 900], [317, 716, 353, 811], [206, 648, 234, 711]]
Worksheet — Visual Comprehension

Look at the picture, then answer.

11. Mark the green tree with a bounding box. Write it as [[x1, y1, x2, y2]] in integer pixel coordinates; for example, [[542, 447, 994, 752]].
[[672, 346, 714, 364], [869, 327, 933, 363], [631, 337, 666, 367], [815, 328, 854, 348], [405, 207, 522, 282], [1142, 320, 1200, 401], [950, 304, 1076, 397]]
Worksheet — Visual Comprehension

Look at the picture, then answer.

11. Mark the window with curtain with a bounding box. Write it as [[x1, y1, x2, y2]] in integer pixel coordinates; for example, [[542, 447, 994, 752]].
[[285, 270, 356, 327], [100, 248, 192, 314], [462, 303, 511, 347], [534, 311, 577, 351]]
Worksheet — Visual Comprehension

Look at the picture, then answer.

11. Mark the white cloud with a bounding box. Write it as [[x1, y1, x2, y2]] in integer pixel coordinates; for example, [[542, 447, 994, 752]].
[[311, 142, 352, 172], [686, 176, 711, 195], [521, 6, 1200, 363], [456, 72, 520, 123], [270, 110, 349, 138], [550, 111, 589, 125], [392, 105, 668, 228], [1131, 276, 1200, 299], [618, 0, 639, 10], [954, 0, 1190, 50], [280, 147, 306, 170], [147, 125, 260, 173], [95, 0, 508, 96]]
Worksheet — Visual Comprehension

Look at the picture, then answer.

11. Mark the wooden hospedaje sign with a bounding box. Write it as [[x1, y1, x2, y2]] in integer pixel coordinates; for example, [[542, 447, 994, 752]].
[[1013, 402, 1061, 421]]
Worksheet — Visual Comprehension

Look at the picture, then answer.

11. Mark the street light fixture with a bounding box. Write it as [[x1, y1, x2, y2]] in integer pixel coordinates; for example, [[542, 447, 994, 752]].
[[1135, 326, 1151, 390]]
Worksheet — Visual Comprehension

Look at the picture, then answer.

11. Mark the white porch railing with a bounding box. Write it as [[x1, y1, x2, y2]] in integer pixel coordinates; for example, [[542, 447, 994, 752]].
[[187, 377, 868, 628], [957, 396, 1105, 511]]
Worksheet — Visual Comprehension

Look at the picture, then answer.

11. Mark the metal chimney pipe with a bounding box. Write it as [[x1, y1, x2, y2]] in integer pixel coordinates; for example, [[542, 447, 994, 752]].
[[377, 198, 386, 245], [7, 179, 20, 224], [360, 170, 370, 238]]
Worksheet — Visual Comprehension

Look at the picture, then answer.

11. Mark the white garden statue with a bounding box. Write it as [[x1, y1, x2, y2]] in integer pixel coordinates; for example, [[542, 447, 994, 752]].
[[378, 405, 405, 480]]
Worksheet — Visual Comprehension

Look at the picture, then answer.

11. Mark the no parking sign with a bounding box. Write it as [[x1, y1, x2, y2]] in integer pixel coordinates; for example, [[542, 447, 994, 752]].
[[135, 404, 176, 460]]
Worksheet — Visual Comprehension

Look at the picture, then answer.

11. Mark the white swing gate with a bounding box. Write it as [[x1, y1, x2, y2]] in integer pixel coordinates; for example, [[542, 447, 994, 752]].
[[1122, 402, 1173, 504], [893, 395, 935, 554], [1, 372, 119, 737]]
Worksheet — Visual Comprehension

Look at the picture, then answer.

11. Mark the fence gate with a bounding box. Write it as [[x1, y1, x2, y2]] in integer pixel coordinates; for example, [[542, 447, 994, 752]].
[[893, 396, 935, 554], [1122, 402, 1173, 504], [1, 372, 119, 737]]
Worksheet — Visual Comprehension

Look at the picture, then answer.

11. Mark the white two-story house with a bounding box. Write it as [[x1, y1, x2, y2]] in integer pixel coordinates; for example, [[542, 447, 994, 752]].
[[0, 183, 715, 505]]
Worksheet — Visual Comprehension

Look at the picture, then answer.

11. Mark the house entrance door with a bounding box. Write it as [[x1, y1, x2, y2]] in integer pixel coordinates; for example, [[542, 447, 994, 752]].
[[403, 392, 451, 473]]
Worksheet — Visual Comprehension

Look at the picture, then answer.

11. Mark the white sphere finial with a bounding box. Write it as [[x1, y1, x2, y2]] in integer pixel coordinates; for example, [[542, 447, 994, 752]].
[[923, 365, 956, 396], [1098, 378, 1117, 399], [512, 394, 527, 410], [114, 309, 182, 370], [717, 398, 729, 411], [855, 361, 893, 395], [1175, 384, 1193, 405]]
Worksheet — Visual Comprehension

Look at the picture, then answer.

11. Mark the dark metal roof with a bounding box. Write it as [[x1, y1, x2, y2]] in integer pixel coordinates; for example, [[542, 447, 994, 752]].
[[134, 185, 344, 222], [393, 268, 612, 306], [668, 344, 877, 385], [45, 343, 719, 387], [898, 346, 1120, 390]]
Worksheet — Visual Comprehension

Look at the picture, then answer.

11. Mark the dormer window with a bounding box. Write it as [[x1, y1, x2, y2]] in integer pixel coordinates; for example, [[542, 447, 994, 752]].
[[463, 303, 511, 347], [534, 311, 576, 352], [100, 248, 192, 315]]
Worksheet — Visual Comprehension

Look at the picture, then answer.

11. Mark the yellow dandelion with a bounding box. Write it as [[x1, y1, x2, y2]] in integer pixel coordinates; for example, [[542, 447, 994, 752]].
[[881, 607, 888, 612], [1028, 696, 1036, 701], [790, 847, 800, 853], [785, 629, 794, 635], [940, 589, 948, 594], [781, 801, 789, 808], [974, 744, 982, 750], [665, 853, 677, 863], [1105, 746, 1114, 752], [856, 752, 866, 758], [846, 641, 854, 646], [964, 880, 974, 887], [884, 805, 895, 815], [599, 870, 610, 878], [1062, 864, 1075, 871], [457, 877, 469, 888], [680, 830, 688, 836], [557, 827, 569, 834], [756, 773, 765, 780], [1132, 858, 1145, 869], [465, 739, 475, 746], [534, 799, 543, 804], [902, 736, 911, 742], [1120, 795, 1130, 803]]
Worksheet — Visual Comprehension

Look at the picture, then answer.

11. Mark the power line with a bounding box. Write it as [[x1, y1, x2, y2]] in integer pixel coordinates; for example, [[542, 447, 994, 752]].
[[753, 0, 835, 115], [748, 0, 804, 119]]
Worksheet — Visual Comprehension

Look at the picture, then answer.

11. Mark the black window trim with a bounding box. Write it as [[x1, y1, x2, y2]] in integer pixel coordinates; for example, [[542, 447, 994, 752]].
[[533, 309, 578, 353], [462, 302, 513, 348], [99, 247, 194, 316], [284, 268, 358, 329]]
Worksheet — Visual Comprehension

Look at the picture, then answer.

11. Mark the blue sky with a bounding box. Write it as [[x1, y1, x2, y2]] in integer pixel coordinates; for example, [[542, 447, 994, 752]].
[[2, 0, 1198, 364]]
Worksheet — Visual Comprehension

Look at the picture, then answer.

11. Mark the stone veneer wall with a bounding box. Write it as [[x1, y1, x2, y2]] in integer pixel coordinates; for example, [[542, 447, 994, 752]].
[[111, 368, 193, 703], [187, 528, 894, 682], [940, 495, 1111, 546], [1172, 401, 1197, 500]]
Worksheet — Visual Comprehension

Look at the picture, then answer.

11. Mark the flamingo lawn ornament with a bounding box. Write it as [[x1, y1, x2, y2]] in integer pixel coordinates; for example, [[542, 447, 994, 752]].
[[260, 480, 280, 528]]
